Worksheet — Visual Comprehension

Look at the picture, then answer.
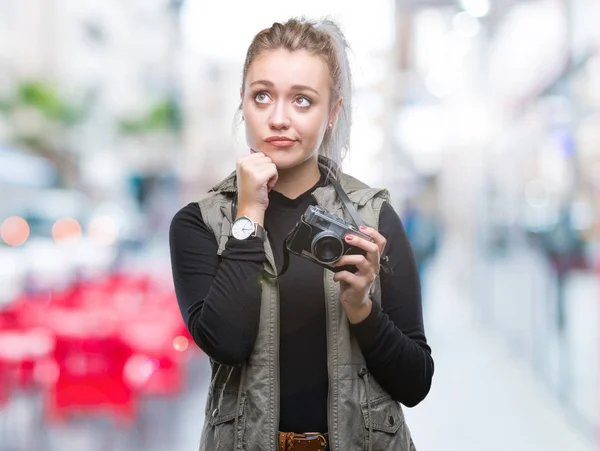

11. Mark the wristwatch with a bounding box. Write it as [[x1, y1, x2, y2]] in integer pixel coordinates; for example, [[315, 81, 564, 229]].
[[231, 216, 266, 240]]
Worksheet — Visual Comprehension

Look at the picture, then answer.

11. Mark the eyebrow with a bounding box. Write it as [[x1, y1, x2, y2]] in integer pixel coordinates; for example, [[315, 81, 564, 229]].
[[249, 79, 319, 96]]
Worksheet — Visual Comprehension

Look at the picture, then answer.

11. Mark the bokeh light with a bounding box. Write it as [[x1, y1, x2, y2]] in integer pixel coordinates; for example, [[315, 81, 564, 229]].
[[87, 215, 119, 246], [1, 216, 30, 246], [173, 335, 189, 352], [52, 218, 82, 243]]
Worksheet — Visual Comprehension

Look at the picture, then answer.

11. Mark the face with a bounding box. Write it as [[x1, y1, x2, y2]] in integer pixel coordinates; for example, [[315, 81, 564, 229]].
[[242, 49, 341, 170]]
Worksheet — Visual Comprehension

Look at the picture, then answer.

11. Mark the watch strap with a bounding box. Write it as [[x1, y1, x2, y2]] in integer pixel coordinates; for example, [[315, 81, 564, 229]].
[[253, 222, 266, 240]]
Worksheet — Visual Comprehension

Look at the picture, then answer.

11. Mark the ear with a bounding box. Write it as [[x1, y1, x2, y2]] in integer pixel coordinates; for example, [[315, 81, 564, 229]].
[[240, 87, 244, 100], [329, 97, 343, 127]]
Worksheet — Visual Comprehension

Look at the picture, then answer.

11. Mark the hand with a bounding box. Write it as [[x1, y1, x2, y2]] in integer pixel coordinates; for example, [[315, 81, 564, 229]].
[[333, 225, 387, 323], [236, 149, 279, 217]]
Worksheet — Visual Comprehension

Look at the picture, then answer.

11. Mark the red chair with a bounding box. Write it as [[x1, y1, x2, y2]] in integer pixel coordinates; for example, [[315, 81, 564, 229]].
[[120, 311, 189, 397], [0, 360, 8, 408], [42, 308, 136, 426], [142, 291, 195, 346], [0, 324, 55, 390]]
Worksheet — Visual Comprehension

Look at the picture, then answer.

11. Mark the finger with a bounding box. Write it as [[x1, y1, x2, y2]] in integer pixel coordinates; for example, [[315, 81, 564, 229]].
[[333, 270, 362, 286], [257, 156, 275, 166], [333, 271, 371, 292], [357, 225, 387, 255], [334, 254, 370, 273], [345, 234, 381, 269], [266, 173, 278, 191], [257, 165, 278, 181], [251, 161, 276, 174], [250, 148, 267, 155], [344, 234, 379, 256], [255, 158, 276, 170], [244, 149, 261, 158], [238, 161, 269, 178], [256, 168, 278, 191], [237, 153, 267, 169], [246, 150, 272, 163]]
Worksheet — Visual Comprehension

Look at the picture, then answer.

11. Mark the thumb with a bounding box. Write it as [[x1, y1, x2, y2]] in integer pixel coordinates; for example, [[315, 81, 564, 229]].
[[267, 173, 278, 191]]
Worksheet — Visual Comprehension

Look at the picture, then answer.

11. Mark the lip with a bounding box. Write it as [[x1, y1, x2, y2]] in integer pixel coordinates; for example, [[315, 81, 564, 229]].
[[267, 141, 296, 148], [265, 136, 296, 142], [265, 136, 297, 148]]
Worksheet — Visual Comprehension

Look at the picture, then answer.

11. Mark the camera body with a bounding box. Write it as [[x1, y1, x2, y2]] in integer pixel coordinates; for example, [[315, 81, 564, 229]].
[[286, 205, 374, 273]]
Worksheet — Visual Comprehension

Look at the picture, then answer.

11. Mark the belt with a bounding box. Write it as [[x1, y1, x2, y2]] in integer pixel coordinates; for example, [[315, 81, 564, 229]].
[[278, 431, 329, 451]]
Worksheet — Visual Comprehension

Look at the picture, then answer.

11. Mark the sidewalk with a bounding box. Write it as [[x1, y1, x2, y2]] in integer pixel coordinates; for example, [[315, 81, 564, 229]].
[[404, 245, 595, 451]]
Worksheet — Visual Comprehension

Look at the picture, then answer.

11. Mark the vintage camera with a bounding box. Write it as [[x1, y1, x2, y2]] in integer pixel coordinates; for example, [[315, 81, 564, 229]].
[[286, 205, 374, 273]]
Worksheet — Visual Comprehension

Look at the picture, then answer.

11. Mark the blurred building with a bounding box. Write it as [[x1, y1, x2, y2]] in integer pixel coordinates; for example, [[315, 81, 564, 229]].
[[390, 0, 600, 440], [0, 0, 183, 197], [178, 58, 242, 198]]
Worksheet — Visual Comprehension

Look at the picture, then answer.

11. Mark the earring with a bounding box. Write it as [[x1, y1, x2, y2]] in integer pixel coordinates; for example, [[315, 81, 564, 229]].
[[328, 122, 333, 128]]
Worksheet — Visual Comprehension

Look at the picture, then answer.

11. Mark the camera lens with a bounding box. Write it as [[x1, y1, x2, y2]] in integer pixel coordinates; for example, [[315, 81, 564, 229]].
[[312, 233, 343, 264]]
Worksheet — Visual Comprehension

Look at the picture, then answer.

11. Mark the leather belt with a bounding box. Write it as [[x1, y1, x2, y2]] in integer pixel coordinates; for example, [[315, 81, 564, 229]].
[[278, 432, 329, 451]]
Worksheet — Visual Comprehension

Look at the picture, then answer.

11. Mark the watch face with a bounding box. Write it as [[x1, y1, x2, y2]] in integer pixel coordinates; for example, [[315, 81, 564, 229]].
[[232, 217, 255, 239]]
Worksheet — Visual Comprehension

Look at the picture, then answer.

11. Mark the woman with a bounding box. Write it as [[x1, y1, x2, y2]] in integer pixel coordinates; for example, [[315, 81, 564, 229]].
[[169, 17, 434, 451]]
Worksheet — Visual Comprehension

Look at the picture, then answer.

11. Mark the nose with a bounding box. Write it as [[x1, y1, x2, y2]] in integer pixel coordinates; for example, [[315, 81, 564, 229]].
[[268, 101, 291, 130]]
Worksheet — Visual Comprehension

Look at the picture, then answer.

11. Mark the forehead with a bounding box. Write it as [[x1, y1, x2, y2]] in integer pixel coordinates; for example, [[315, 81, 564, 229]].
[[246, 49, 331, 92]]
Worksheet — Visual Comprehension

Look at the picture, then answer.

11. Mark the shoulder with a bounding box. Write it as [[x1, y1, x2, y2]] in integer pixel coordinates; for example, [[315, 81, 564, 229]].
[[169, 202, 208, 236], [378, 201, 401, 227], [378, 201, 412, 246], [338, 171, 391, 205], [198, 191, 232, 209], [337, 171, 370, 190], [171, 202, 202, 224], [169, 202, 220, 247]]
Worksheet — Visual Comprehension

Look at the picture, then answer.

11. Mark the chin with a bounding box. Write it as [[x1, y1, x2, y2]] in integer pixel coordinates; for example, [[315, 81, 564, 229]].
[[261, 148, 311, 170]]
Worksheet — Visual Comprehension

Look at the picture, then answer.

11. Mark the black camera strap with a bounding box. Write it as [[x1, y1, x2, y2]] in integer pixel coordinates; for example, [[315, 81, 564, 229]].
[[273, 227, 296, 278], [330, 178, 365, 228]]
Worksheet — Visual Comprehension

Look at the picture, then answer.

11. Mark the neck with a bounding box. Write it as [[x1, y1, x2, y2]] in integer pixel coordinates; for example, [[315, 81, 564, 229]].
[[272, 156, 321, 199]]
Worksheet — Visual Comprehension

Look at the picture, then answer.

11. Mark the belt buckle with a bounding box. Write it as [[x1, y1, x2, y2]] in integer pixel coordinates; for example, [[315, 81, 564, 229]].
[[303, 432, 328, 450]]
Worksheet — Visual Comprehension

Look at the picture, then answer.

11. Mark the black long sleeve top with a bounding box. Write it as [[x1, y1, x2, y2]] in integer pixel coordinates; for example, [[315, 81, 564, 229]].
[[169, 173, 434, 433]]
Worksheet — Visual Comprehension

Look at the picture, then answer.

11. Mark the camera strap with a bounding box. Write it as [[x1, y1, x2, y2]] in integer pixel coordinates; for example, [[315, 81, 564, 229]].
[[329, 178, 365, 228], [274, 227, 296, 278]]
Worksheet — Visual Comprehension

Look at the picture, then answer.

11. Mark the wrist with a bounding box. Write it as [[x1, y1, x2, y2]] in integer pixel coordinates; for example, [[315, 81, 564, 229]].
[[345, 298, 372, 324], [236, 206, 265, 227]]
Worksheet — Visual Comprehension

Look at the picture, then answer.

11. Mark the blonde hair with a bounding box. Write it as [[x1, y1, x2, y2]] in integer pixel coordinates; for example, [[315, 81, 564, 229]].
[[236, 17, 353, 172]]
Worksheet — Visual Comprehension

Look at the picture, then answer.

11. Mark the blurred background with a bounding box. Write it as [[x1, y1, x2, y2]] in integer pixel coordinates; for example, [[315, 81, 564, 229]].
[[0, 0, 598, 450]]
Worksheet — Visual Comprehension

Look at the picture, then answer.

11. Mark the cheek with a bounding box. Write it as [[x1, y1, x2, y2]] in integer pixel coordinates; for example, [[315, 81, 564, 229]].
[[296, 114, 324, 138], [298, 115, 327, 143], [242, 109, 260, 141]]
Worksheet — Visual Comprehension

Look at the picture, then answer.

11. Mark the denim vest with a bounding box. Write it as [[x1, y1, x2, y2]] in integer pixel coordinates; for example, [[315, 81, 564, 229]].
[[197, 158, 417, 451]]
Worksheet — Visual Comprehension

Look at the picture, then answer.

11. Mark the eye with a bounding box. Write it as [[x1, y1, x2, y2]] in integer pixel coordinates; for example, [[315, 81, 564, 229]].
[[253, 91, 271, 104], [294, 96, 312, 108]]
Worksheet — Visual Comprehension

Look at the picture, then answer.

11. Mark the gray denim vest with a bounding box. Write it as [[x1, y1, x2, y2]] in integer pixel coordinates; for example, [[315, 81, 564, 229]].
[[197, 158, 417, 451]]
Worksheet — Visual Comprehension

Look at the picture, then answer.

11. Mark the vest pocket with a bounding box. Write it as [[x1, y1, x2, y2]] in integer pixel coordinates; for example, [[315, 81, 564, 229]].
[[360, 396, 404, 450], [201, 389, 247, 450]]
